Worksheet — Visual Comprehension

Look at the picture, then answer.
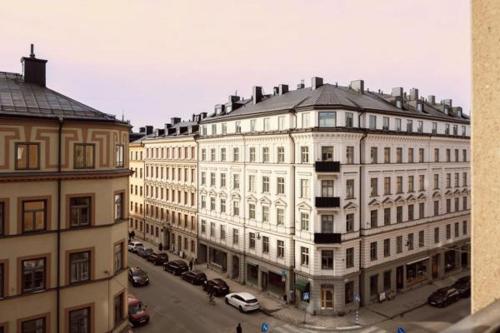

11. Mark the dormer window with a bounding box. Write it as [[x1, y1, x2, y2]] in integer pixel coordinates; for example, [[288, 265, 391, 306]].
[[406, 120, 413, 133], [319, 112, 337, 127], [445, 124, 450, 135], [417, 121, 423, 133], [211, 124, 217, 135], [368, 115, 377, 129]]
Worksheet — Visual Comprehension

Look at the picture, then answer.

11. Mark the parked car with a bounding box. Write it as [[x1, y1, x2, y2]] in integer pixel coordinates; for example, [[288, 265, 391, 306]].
[[452, 276, 471, 298], [225, 292, 260, 313], [164, 260, 189, 275], [181, 270, 207, 285], [148, 252, 169, 265], [128, 294, 150, 327], [427, 287, 460, 307], [128, 267, 150, 287], [203, 278, 230, 296], [128, 241, 144, 253], [136, 247, 154, 259]]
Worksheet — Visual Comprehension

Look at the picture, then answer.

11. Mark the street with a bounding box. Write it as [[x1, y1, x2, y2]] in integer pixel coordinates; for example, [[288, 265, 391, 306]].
[[128, 253, 306, 333]]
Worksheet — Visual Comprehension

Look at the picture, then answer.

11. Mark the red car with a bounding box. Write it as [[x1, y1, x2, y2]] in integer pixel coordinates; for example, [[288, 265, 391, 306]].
[[128, 294, 150, 327]]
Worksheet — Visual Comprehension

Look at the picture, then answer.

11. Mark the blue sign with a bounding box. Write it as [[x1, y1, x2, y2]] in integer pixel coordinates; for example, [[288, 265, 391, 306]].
[[303, 292, 310, 301], [261, 322, 270, 332], [397, 328, 406, 333], [354, 294, 361, 303]]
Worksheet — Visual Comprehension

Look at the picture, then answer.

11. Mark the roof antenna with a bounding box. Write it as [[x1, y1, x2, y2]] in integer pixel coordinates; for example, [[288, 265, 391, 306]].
[[30, 43, 35, 58]]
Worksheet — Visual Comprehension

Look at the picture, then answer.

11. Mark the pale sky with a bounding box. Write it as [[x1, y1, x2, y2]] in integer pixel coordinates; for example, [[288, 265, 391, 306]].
[[0, 0, 471, 130]]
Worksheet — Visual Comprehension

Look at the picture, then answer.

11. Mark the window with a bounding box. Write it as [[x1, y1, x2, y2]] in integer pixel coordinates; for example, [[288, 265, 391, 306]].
[[395, 118, 402, 131], [70, 251, 90, 284], [319, 112, 336, 127], [383, 239, 390, 257], [114, 293, 124, 326], [233, 228, 239, 244], [212, 124, 217, 135], [434, 227, 440, 243], [277, 177, 285, 194], [463, 196, 468, 210], [302, 112, 310, 127], [369, 115, 377, 129], [408, 148, 414, 163], [419, 230, 425, 248], [434, 148, 440, 162], [446, 224, 451, 239], [463, 221, 468, 235], [300, 179, 310, 198], [249, 233, 256, 249], [434, 174, 440, 189], [407, 233, 414, 250], [209, 222, 215, 237], [396, 176, 403, 193], [346, 248, 354, 268], [233, 174, 240, 189], [407, 119, 413, 132], [300, 247, 309, 266], [69, 307, 90, 333], [262, 206, 269, 223], [432, 122, 437, 134], [346, 179, 355, 199], [417, 121, 423, 133], [249, 147, 256, 162], [370, 210, 378, 228], [455, 149, 459, 162], [210, 173, 216, 186], [408, 204, 414, 221], [262, 176, 270, 193], [277, 147, 285, 163], [220, 225, 226, 240], [233, 201, 240, 216], [262, 147, 270, 162], [113, 242, 123, 273], [384, 208, 391, 226], [321, 250, 334, 269], [462, 125, 466, 136], [419, 202, 425, 218], [21, 317, 46, 333], [463, 172, 468, 186], [114, 192, 124, 221], [321, 146, 334, 161], [263, 118, 270, 131], [419, 175, 425, 191], [346, 214, 354, 232], [346, 146, 355, 164], [434, 200, 440, 216], [0, 262, 4, 298], [396, 147, 402, 163], [455, 222, 459, 237], [233, 147, 239, 161], [277, 240, 284, 258], [370, 242, 377, 261], [455, 197, 459, 211], [220, 199, 226, 213], [370, 147, 378, 163], [22, 258, 46, 293], [210, 148, 216, 161], [383, 116, 389, 130], [396, 236, 403, 253], [16, 143, 39, 169], [321, 215, 334, 233], [250, 120, 256, 132], [300, 212, 309, 231], [22, 200, 47, 232], [446, 149, 451, 162], [384, 177, 391, 195], [463, 149, 467, 162], [74, 144, 95, 169], [201, 196, 206, 209], [201, 149, 206, 161], [370, 178, 378, 196], [115, 145, 124, 167], [446, 199, 451, 213], [248, 175, 255, 192], [455, 173, 460, 187], [301, 146, 309, 163], [419, 148, 425, 162], [221, 148, 226, 161], [277, 208, 285, 225], [408, 175, 414, 192], [321, 180, 334, 197], [453, 125, 458, 136], [346, 112, 354, 127], [220, 173, 226, 187], [262, 236, 269, 253], [210, 197, 215, 211], [235, 121, 241, 133], [384, 147, 391, 163]]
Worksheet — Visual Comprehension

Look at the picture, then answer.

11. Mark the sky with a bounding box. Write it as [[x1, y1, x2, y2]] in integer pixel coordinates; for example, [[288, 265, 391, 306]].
[[0, 0, 471, 130]]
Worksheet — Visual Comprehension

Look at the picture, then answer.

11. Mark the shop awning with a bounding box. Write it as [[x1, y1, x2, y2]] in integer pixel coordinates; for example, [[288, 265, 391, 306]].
[[406, 256, 430, 266], [295, 279, 309, 291]]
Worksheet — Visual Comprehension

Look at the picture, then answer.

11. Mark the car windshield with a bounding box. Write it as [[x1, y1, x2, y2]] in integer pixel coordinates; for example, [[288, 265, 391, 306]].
[[133, 270, 146, 277], [129, 302, 144, 314], [434, 288, 449, 296]]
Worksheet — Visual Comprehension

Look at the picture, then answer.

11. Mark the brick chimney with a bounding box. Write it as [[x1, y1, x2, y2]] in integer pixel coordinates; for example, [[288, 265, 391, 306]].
[[21, 44, 47, 86]]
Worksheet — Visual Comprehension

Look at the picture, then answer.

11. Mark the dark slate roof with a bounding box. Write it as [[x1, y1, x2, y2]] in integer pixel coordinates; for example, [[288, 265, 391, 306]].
[[202, 83, 469, 124], [0, 71, 121, 122]]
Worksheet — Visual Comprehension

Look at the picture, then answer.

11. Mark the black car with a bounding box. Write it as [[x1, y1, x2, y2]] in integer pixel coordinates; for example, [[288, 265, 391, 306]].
[[427, 287, 460, 307], [148, 252, 169, 265], [181, 270, 207, 285], [164, 260, 189, 275], [136, 247, 154, 259], [203, 278, 230, 296], [128, 267, 150, 287], [452, 276, 471, 298]]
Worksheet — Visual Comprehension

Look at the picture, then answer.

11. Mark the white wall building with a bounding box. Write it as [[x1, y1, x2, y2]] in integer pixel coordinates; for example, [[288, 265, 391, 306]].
[[197, 78, 470, 315]]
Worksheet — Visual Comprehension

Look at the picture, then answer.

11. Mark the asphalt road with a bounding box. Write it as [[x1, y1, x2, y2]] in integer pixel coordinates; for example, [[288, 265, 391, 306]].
[[128, 253, 291, 333]]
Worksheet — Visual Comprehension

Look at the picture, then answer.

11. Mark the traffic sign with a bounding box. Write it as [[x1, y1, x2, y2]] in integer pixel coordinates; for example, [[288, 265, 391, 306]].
[[397, 327, 406, 333], [354, 294, 361, 303], [261, 322, 270, 332], [303, 292, 310, 301]]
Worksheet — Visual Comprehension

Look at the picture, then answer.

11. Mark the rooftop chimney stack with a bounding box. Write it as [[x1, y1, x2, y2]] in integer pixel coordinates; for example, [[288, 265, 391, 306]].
[[253, 86, 263, 104], [427, 95, 436, 104], [391, 87, 403, 97], [409, 88, 419, 101], [278, 84, 289, 95], [273, 87, 279, 96], [350, 80, 364, 93], [21, 43, 47, 87], [145, 125, 154, 135], [297, 82, 305, 89], [311, 77, 324, 90], [171, 117, 181, 125], [441, 99, 452, 107]]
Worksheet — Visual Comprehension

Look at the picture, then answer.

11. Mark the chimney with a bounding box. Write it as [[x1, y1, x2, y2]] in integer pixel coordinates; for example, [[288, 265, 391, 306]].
[[189, 125, 199, 134], [297, 82, 305, 89], [155, 128, 165, 136], [441, 99, 452, 107], [139, 127, 146, 134], [21, 44, 47, 86], [273, 87, 279, 96], [164, 123, 171, 132], [228, 95, 240, 103], [409, 88, 419, 101], [214, 104, 225, 115], [391, 87, 403, 97], [427, 95, 436, 104], [278, 84, 289, 95], [350, 80, 364, 93], [171, 117, 181, 125], [311, 77, 323, 90], [145, 125, 154, 135], [253, 86, 263, 104], [200, 112, 208, 119]]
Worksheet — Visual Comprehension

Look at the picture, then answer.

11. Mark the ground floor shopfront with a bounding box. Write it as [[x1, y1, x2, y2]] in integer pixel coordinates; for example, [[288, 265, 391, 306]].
[[360, 240, 470, 306], [166, 226, 197, 259]]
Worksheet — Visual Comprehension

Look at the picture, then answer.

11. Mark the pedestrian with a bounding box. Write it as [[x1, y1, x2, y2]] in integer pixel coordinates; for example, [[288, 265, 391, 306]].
[[189, 259, 193, 271], [159, 242, 163, 252], [236, 323, 242, 333]]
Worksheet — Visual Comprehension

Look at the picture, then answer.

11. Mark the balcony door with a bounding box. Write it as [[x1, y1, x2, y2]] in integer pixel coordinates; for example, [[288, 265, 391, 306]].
[[321, 180, 335, 197], [321, 215, 334, 233], [321, 146, 334, 161]]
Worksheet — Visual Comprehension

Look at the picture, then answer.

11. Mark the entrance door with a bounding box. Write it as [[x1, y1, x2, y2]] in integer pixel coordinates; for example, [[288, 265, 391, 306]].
[[396, 266, 404, 290], [261, 272, 268, 291], [461, 250, 468, 268], [232, 256, 240, 280], [432, 254, 440, 279], [320, 286, 334, 309]]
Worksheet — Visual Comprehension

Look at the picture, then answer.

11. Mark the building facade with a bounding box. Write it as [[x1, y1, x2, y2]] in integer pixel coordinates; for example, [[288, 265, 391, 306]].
[[197, 78, 470, 315], [129, 140, 145, 239], [0, 49, 130, 332]]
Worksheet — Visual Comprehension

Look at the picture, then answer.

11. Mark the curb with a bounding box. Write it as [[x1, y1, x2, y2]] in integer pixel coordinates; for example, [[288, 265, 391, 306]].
[[302, 324, 363, 332]]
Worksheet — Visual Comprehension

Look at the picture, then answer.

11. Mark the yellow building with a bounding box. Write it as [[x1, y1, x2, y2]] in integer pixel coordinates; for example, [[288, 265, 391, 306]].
[[129, 140, 145, 239], [0, 48, 130, 332]]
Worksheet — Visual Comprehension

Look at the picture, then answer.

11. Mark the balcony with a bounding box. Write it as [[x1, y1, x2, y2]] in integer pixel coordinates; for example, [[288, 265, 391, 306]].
[[315, 161, 340, 173], [315, 196, 340, 208], [314, 233, 342, 244]]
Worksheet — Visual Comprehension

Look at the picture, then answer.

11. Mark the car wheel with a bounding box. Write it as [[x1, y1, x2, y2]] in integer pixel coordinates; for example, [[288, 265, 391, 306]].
[[238, 306, 244, 313]]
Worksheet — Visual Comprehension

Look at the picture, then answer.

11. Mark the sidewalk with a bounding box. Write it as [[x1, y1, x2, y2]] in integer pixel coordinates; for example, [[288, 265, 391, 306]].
[[132, 239, 469, 331]]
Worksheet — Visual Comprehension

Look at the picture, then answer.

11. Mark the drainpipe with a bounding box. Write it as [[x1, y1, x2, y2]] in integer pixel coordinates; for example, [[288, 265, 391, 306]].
[[195, 136, 200, 263], [357, 111, 367, 304], [242, 134, 247, 284], [286, 121, 296, 302], [56, 116, 63, 333]]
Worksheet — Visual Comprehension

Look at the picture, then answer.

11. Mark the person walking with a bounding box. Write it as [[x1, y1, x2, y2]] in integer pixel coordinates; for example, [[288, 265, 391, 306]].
[[236, 323, 242, 333], [159, 242, 163, 252], [189, 259, 193, 271]]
